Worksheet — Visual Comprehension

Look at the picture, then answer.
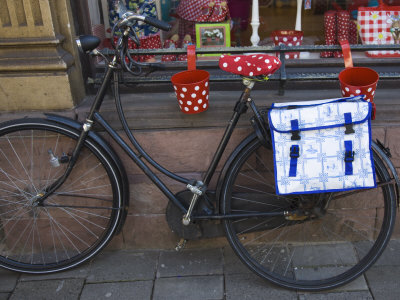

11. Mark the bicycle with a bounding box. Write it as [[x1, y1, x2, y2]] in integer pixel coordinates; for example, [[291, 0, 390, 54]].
[[0, 6, 398, 292]]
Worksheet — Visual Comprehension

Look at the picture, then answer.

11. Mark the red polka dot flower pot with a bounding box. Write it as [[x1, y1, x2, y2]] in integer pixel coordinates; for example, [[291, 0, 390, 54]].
[[339, 67, 379, 119], [171, 45, 210, 114], [271, 30, 303, 59], [171, 70, 210, 114]]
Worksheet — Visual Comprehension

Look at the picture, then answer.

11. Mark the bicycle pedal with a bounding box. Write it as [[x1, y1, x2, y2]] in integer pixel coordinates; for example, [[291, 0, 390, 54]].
[[175, 238, 187, 251]]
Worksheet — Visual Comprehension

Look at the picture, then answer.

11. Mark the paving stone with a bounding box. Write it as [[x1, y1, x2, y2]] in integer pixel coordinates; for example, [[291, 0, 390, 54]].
[[86, 250, 159, 283], [0, 293, 9, 300], [291, 243, 357, 267], [225, 273, 297, 300], [20, 265, 90, 282], [0, 269, 19, 292], [294, 267, 368, 292], [365, 265, 400, 299], [298, 291, 373, 300], [374, 239, 400, 266], [223, 247, 252, 275], [157, 248, 223, 277], [80, 281, 153, 300], [10, 279, 84, 300], [153, 275, 224, 300]]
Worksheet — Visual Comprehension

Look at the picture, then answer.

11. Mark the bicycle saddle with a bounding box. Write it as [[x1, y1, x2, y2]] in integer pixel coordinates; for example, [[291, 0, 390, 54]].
[[76, 35, 101, 53], [219, 54, 281, 77]]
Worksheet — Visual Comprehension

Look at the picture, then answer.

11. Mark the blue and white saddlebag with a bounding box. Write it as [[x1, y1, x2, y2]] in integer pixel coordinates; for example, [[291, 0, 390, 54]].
[[268, 96, 376, 195]]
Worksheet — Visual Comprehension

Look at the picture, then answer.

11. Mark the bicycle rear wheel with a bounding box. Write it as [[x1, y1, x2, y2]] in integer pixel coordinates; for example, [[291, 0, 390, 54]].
[[220, 134, 396, 291], [0, 119, 123, 273]]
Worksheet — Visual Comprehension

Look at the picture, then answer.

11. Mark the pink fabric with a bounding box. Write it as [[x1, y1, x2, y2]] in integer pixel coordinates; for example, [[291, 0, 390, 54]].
[[219, 54, 281, 77], [177, 0, 228, 21]]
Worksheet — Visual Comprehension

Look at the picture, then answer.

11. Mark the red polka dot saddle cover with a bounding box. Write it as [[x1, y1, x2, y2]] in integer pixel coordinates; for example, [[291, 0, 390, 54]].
[[219, 54, 281, 78]]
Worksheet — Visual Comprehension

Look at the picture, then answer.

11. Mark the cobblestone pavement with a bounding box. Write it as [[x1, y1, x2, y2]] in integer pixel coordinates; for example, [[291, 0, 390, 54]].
[[1, 240, 399, 300]]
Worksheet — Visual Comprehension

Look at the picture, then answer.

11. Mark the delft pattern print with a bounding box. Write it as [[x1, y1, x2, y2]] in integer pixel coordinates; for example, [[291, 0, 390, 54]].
[[268, 96, 376, 195]]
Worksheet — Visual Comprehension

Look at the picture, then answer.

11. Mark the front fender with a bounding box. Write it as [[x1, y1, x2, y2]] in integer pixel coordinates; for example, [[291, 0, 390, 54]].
[[45, 113, 130, 234]]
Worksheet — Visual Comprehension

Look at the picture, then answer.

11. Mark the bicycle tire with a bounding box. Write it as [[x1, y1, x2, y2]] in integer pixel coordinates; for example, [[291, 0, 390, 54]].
[[220, 133, 396, 291], [0, 118, 123, 273]]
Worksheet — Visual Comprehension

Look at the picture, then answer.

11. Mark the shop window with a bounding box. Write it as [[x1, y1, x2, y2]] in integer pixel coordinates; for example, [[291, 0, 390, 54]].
[[77, 0, 400, 65]]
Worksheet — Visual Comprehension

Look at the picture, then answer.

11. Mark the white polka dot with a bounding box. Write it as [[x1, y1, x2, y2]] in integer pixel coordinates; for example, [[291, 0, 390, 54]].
[[249, 72, 253, 76], [283, 37, 288, 42], [198, 99, 203, 104], [206, 95, 209, 99], [372, 91, 375, 95], [234, 57, 241, 62], [355, 89, 361, 94], [257, 67, 261, 71], [182, 87, 187, 92], [195, 86, 199, 91], [367, 87, 372, 92], [350, 94, 354, 97], [275, 36, 279, 41], [252, 55, 257, 58], [184, 107, 189, 111], [191, 93, 196, 98], [258, 56, 263, 59], [265, 59, 270, 63], [345, 87, 350, 92], [238, 66, 242, 71], [268, 65, 272, 69], [221, 55, 225, 58], [187, 101, 192, 105], [194, 106, 199, 111], [202, 90, 206, 95], [174, 86, 177, 90], [223, 63, 228, 68], [342, 90, 345, 95], [179, 100, 183, 104], [294, 54, 298, 58], [293, 37, 297, 41], [203, 103, 207, 108], [205, 82, 208, 87], [366, 98, 371, 102], [288, 43, 293, 46], [180, 93, 185, 98], [285, 54, 289, 59]]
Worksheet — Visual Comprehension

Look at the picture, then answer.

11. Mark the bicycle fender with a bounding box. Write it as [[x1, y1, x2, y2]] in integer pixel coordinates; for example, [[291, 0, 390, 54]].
[[372, 140, 400, 207], [44, 113, 130, 234]]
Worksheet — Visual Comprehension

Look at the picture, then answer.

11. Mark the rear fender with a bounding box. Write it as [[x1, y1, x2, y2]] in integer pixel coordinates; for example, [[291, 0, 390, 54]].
[[45, 114, 129, 234], [372, 140, 400, 207]]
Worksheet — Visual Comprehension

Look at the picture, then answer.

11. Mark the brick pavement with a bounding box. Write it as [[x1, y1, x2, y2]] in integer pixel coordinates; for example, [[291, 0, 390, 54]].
[[1, 240, 399, 300]]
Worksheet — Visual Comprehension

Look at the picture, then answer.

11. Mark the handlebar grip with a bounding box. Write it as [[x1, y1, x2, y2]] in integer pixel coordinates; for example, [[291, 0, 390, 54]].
[[144, 16, 171, 31]]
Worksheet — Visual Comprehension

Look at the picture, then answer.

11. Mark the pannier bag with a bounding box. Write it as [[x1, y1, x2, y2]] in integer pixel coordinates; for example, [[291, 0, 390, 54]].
[[268, 96, 376, 195]]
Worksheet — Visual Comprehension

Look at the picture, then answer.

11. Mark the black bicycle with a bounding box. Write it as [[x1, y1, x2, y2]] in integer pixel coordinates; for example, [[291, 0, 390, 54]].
[[0, 6, 398, 292]]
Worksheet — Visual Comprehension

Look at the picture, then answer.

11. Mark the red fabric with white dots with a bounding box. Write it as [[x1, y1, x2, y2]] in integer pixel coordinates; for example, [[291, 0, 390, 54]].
[[219, 54, 281, 77]]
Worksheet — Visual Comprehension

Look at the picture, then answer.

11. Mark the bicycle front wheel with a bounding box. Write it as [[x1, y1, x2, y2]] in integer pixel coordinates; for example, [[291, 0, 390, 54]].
[[220, 134, 396, 291], [0, 119, 123, 273]]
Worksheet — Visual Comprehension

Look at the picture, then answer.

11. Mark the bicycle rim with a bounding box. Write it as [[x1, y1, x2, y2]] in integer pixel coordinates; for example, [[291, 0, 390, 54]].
[[221, 136, 396, 291], [0, 119, 122, 273]]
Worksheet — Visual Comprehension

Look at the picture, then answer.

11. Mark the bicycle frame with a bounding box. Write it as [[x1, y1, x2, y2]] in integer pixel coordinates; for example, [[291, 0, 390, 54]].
[[37, 58, 284, 221]]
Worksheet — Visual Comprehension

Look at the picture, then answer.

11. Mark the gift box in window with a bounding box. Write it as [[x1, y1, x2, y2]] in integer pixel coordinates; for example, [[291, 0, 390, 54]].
[[357, 0, 400, 57]]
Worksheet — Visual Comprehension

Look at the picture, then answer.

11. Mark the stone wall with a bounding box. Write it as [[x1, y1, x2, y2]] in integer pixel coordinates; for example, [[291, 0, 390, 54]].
[[0, 0, 84, 110]]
